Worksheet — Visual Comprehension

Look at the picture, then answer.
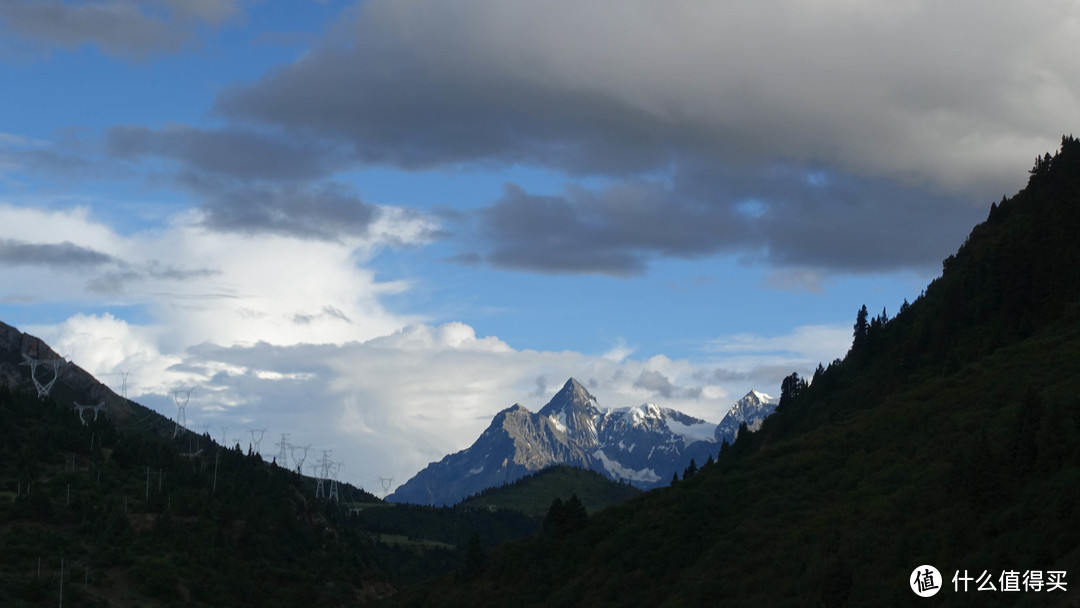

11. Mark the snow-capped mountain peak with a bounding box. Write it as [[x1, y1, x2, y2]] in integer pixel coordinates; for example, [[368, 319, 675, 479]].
[[539, 378, 599, 416], [749, 389, 774, 404], [389, 380, 782, 506], [714, 389, 779, 443]]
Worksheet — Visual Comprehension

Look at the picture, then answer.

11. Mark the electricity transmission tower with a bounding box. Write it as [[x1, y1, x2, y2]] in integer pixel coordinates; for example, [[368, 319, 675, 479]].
[[171, 389, 194, 438], [72, 401, 105, 425], [290, 444, 311, 474], [314, 450, 333, 499], [119, 370, 130, 399], [328, 461, 342, 502], [379, 477, 395, 499], [275, 433, 290, 466], [248, 428, 267, 454], [20, 354, 65, 398]]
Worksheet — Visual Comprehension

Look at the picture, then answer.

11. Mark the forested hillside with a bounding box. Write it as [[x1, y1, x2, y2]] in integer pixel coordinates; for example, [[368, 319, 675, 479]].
[[456, 466, 641, 518], [388, 139, 1080, 606], [0, 386, 395, 607], [0, 378, 543, 606]]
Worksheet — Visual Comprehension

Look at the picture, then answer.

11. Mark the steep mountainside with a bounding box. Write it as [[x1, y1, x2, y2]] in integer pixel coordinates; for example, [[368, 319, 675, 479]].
[[389, 379, 752, 506], [389, 138, 1080, 606]]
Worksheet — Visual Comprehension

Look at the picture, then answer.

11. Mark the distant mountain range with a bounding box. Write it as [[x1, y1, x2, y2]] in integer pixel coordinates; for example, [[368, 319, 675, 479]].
[[388, 378, 778, 506]]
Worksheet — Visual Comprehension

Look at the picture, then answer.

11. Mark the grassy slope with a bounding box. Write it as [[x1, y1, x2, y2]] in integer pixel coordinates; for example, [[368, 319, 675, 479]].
[[390, 140, 1080, 606]]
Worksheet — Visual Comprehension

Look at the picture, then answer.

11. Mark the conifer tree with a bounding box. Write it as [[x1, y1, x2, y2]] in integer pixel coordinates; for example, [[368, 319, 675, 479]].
[[852, 305, 869, 350], [683, 459, 698, 479]]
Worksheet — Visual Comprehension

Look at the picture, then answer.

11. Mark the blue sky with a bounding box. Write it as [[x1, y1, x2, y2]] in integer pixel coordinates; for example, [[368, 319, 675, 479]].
[[1, 0, 1073, 491]]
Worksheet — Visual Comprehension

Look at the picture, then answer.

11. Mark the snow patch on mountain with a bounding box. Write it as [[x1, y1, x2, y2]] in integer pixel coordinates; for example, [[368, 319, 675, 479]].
[[593, 449, 661, 483]]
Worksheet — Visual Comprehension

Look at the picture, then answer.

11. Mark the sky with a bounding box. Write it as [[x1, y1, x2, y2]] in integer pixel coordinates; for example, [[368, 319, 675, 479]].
[[1, 0, 1076, 493]]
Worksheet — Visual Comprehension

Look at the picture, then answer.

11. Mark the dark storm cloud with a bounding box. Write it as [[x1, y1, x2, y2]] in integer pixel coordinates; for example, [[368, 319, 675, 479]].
[[202, 0, 1075, 277], [107, 124, 343, 182], [196, 181, 381, 242], [101, 125, 385, 242], [214, 18, 691, 176], [466, 166, 983, 277], [475, 181, 744, 276], [0, 238, 115, 268], [0, 0, 238, 59], [212, 0, 1075, 197]]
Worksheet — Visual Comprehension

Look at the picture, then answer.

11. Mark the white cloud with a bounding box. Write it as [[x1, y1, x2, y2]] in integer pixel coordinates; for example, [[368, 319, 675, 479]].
[[602, 337, 634, 363], [27, 312, 182, 398], [2, 198, 848, 493], [22, 306, 844, 494], [705, 324, 851, 368], [0, 200, 433, 348]]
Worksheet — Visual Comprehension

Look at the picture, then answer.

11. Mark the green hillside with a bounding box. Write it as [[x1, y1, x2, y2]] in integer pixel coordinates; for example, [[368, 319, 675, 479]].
[[387, 139, 1080, 606], [457, 465, 642, 518]]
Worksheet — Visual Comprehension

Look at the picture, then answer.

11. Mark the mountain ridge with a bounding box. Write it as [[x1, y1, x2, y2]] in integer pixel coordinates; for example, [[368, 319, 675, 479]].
[[389, 378, 775, 506]]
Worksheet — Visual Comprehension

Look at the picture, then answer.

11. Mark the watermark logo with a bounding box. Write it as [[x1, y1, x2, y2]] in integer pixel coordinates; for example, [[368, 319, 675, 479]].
[[911, 565, 942, 597], [952, 570, 1067, 593]]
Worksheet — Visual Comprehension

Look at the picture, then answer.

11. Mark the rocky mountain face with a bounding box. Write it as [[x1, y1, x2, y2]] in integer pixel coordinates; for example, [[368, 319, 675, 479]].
[[388, 378, 776, 506]]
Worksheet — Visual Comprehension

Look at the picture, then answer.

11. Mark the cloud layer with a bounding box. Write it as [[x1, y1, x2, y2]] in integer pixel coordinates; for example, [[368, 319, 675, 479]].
[[33, 312, 848, 492], [0, 0, 240, 59], [1, 201, 852, 489], [218, 0, 1077, 193], [204, 0, 1079, 275], [463, 166, 981, 276]]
